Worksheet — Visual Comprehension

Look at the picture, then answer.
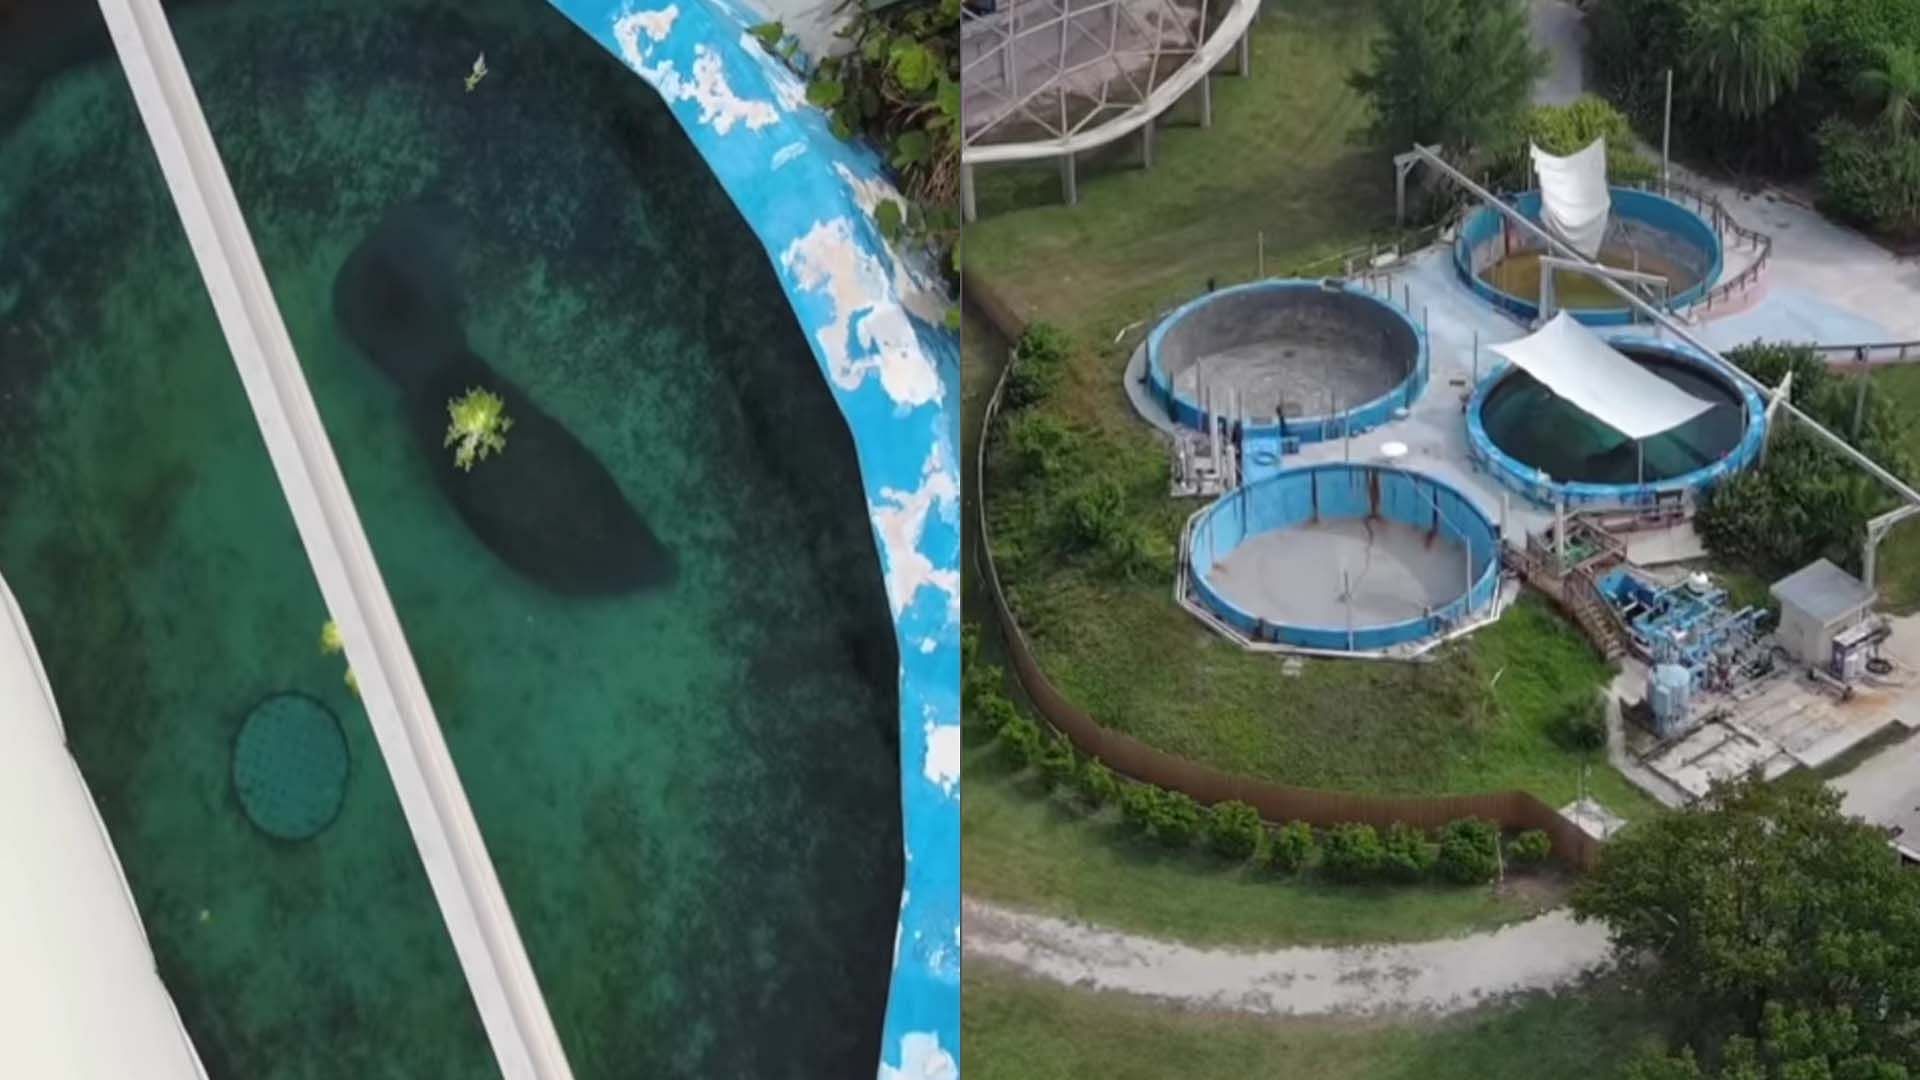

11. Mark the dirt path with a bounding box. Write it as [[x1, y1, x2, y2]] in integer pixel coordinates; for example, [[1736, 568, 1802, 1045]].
[[965, 896, 1615, 1016]]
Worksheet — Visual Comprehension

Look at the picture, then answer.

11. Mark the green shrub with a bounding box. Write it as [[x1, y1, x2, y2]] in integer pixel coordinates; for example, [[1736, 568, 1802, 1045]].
[[1816, 117, 1920, 235], [1204, 800, 1264, 862], [1006, 411, 1079, 482], [1321, 823, 1387, 883], [973, 693, 1019, 737], [1267, 821, 1319, 875], [1381, 822, 1439, 882], [999, 714, 1044, 766], [1147, 789, 1203, 849], [1119, 783, 1159, 833], [1509, 828, 1553, 865], [1554, 694, 1608, 752], [1003, 323, 1070, 409], [1697, 428, 1877, 579], [1036, 732, 1078, 788], [1062, 477, 1128, 551], [1492, 96, 1658, 189], [1437, 818, 1503, 884], [1076, 758, 1121, 807]]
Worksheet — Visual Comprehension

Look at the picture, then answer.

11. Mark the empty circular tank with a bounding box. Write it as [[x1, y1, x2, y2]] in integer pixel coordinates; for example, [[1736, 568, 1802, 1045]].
[[1466, 335, 1767, 509], [1454, 187, 1723, 325], [1146, 279, 1428, 444], [1185, 463, 1501, 652]]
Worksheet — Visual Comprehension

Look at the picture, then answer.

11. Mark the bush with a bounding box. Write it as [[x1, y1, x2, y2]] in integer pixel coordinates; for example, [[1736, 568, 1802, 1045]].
[[1816, 117, 1920, 236], [1437, 818, 1503, 884], [1006, 411, 1079, 482], [1147, 789, 1203, 849], [1554, 694, 1608, 752], [1491, 96, 1659, 190], [1381, 822, 1440, 882], [1119, 783, 1159, 833], [1321, 823, 1387, 883], [1062, 476, 1128, 552], [1205, 801, 1264, 862], [1509, 829, 1553, 865], [1003, 323, 1070, 409], [1036, 732, 1078, 788], [1076, 758, 1120, 807], [1697, 428, 1877, 579], [999, 714, 1044, 767], [973, 693, 1019, 738], [1267, 821, 1319, 875]]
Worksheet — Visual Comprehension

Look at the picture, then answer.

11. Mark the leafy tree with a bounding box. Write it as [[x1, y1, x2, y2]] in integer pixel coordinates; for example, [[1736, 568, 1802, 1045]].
[[1321, 823, 1387, 882], [1855, 42, 1920, 137], [1267, 821, 1319, 875], [1817, 118, 1920, 235], [1205, 801, 1265, 862], [1350, 0, 1547, 154], [1696, 427, 1879, 579], [1624, 1003, 1918, 1078], [1436, 817, 1502, 883], [1684, 0, 1807, 120], [1572, 773, 1920, 1044]]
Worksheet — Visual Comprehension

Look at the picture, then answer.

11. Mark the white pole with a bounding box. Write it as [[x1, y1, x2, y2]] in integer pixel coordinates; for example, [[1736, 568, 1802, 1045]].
[[1662, 68, 1674, 193]]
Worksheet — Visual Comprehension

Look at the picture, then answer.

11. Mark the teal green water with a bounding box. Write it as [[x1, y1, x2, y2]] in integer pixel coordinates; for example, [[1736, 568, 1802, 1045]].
[[0, 2, 902, 1076]]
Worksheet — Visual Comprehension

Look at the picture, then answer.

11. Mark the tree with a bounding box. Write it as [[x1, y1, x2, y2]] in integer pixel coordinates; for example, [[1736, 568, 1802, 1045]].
[[1623, 1004, 1918, 1078], [1684, 0, 1807, 120], [1855, 42, 1920, 138], [1571, 774, 1920, 1048], [1350, 0, 1547, 154]]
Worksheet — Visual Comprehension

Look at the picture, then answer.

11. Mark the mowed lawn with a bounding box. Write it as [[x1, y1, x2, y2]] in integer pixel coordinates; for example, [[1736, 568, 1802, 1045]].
[[964, 965, 1666, 1080], [965, 0, 1396, 341]]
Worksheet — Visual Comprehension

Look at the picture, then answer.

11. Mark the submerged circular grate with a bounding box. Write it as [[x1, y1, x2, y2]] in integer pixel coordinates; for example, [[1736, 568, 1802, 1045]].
[[232, 693, 350, 841]]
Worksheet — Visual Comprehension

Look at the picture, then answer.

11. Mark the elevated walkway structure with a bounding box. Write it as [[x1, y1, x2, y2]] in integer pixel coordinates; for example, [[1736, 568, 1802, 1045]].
[[960, 0, 1261, 218], [0, 572, 209, 1080]]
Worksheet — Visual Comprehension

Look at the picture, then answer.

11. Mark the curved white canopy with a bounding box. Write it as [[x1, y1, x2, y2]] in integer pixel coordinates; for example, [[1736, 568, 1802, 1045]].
[[0, 574, 208, 1080], [1489, 313, 1715, 441], [1531, 138, 1611, 258]]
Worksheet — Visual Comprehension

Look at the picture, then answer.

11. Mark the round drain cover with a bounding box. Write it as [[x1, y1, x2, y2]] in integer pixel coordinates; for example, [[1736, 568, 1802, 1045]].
[[232, 693, 350, 841]]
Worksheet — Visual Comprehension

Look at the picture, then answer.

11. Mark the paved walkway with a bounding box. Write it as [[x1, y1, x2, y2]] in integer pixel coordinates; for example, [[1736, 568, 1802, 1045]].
[[965, 897, 1615, 1016]]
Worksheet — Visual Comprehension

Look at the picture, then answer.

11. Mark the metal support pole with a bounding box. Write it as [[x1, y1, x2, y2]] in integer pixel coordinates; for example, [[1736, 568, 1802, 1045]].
[[960, 162, 977, 223], [1238, 29, 1251, 78], [1853, 356, 1871, 439], [1198, 72, 1213, 129], [1257, 231, 1265, 278], [1662, 68, 1674, 193], [1141, 120, 1155, 170], [1059, 151, 1078, 206]]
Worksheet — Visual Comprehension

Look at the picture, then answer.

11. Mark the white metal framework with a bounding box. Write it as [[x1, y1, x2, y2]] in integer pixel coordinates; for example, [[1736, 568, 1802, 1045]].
[[959, 0, 1260, 217]]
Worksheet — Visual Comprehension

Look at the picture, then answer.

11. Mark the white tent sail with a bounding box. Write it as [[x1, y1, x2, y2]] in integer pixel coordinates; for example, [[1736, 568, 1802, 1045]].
[[1530, 138, 1611, 259], [1488, 312, 1714, 441]]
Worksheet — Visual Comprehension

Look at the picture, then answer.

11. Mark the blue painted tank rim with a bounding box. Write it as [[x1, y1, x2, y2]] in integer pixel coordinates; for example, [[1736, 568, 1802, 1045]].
[[1188, 462, 1502, 638], [1464, 333, 1768, 504], [1145, 278, 1429, 434], [1452, 186, 1725, 323]]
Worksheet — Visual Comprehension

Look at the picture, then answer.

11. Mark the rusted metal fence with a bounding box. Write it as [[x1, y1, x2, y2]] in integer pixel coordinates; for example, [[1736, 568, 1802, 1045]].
[[966, 272, 1606, 869]]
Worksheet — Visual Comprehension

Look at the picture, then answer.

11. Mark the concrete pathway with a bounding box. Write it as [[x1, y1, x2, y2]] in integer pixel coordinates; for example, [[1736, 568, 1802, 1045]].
[[964, 897, 1615, 1017]]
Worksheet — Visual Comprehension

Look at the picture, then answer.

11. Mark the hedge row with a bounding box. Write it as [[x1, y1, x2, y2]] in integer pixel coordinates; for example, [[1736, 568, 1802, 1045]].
[[965, 649, 1554, 885]]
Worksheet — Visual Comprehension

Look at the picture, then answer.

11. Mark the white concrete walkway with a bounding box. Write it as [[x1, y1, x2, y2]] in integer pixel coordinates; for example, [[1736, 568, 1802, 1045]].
[[965, 897, 1615, 1016]]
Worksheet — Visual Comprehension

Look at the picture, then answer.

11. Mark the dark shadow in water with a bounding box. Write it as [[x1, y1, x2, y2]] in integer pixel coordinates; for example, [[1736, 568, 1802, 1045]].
[[333, 204, 674, 596]]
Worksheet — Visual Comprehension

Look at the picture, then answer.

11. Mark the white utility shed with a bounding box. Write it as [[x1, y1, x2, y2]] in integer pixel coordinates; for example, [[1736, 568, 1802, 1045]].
[[1770, 558, 1876, 669], [0, 573, 209, 1079]]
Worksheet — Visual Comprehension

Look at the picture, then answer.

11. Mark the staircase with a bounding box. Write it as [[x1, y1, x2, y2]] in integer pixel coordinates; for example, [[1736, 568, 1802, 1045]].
[[1566, 569, 1628, 663]]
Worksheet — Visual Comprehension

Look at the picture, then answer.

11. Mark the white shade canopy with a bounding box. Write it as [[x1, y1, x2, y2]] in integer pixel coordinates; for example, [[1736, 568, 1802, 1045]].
[[1531, 138, 1612, 258], [1488, 313, 1716, 441], [0, 575, 209, 1080]]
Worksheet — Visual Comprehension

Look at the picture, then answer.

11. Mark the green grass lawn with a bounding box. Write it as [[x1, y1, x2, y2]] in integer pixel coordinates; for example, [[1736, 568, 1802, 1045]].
[[964, 965, 1666, 1080], [963, 733, 1573, 948], [965, 0, 1398, 341]]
